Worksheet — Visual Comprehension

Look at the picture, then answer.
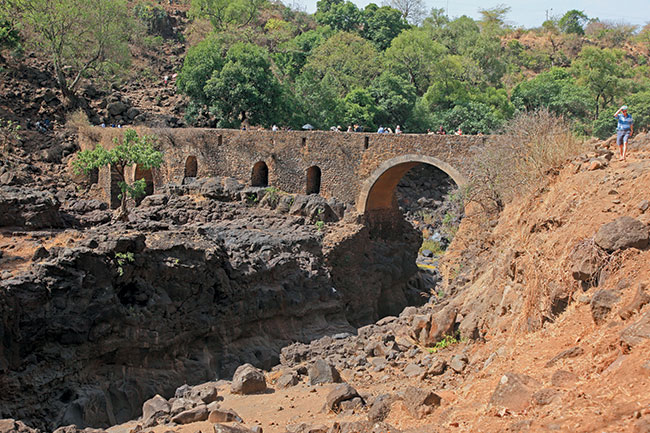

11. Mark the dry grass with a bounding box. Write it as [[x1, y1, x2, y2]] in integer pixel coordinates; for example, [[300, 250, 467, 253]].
[[66, 109, 93, 136], [467, 109, 586, 218]]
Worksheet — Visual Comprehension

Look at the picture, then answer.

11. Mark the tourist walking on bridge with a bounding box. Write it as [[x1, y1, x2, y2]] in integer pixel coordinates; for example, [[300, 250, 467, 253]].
[[614, 105, 633, 161]]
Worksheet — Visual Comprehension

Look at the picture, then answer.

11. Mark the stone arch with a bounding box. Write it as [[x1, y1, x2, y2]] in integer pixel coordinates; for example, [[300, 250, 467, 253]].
[[306, 166, 321, 195], [134, 164, 154, 204], [184, 155, 198, 179], [251, 161, 269, 187], [357, 154, 468, 214]]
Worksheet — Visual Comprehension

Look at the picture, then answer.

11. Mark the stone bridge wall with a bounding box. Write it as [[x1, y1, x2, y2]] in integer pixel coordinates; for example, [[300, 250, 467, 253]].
[[79, 128, 490, 211]]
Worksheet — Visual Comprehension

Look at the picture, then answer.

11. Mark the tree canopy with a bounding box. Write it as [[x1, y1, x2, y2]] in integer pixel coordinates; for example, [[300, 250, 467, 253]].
[[15, 0, 132, 102], [165, 1, 650, 135]]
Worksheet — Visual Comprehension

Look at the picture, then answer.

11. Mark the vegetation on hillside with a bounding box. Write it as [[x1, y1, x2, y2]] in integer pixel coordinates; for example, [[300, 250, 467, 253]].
[[2, 0, 650, 135]]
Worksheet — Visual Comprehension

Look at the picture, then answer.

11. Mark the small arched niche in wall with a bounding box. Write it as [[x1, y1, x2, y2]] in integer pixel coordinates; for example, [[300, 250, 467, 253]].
[[306, 165, 321, 195], [251, 161, 269, 187], [184, 155, 198, 181], [134, 164, 154, 204]]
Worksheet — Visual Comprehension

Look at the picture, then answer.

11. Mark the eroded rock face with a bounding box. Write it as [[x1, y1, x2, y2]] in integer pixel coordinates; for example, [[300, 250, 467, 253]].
[[0, 186, 425, 430], [0, 186, 64, 228]]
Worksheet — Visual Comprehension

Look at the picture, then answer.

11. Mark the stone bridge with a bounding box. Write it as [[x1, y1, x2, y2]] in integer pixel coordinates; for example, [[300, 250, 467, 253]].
[[80, 128, 490, 216]]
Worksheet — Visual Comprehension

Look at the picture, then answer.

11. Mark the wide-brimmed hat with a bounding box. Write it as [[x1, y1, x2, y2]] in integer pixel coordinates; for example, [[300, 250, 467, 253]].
[[621, 105, 628, 110]]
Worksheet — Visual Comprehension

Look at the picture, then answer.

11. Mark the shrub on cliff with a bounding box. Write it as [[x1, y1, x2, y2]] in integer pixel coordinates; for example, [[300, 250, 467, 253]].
[[73, 129, 163, 221]]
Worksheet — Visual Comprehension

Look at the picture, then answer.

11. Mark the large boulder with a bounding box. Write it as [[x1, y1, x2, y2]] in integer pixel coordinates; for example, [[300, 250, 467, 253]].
[[326, 383, 361, 413], [231, 364, 267, 395], [367, 394, 394, 422], [570, 242, 604, 282], [410, 306, 457, 347], [181, 383, 218, 404], [489, 372, 540, 412], [208, 407, 243, 423], [107, 101, 127, 116], [308, 359, 342, 385], [620, 311, 650, 351], [590, 289, 620, 325], [403, 387, 441, 419], [594, 216, 649, 252], [171, 405, 209, 424], [142, 394, 170, 424]]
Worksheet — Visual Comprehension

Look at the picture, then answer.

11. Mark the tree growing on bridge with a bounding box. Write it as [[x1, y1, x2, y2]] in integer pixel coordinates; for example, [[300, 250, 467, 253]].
[[73, 129, 163, 221]]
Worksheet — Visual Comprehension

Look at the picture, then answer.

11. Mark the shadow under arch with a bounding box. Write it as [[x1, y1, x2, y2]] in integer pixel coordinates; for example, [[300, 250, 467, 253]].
[[357, 154, 468, 214]]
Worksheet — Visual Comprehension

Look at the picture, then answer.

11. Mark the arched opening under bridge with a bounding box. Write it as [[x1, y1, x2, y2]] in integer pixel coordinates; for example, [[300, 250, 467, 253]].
[[357, 155, 467, 215]]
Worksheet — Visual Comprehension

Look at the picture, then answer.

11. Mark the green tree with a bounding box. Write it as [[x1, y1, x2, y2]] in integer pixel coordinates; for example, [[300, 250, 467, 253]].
[[558, 9, 588, 35], [369, 71, 416, 127], [294, 69, 345, 129], [478, 4, 510, 32], [189, 0, 267, 31], [361, 4, 408, 51], [176, 36, 226, 106], [73, 129, 163, 221], [384, 28, 447, 95], [204, 43, 282, 127], [303, 32, 380, 96], [274, 28, 329, 80], [342, 88, 379, 129], [264, 18, 297, 52], [17, 0, 132, 102], [572, 46, 628, 118], [422, 7, 449, 30], [512, 67, 592, 119], [315, 0, 362, 32], [435, 101, 504, 134], [0, 1, 21, 49]]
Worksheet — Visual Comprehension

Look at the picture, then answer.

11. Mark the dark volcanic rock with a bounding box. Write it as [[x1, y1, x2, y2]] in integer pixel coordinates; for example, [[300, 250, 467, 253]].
[[0, 222, 345, 429], [308, 359, 342, 385], [326, 383, 361, 412], [594, 216, 649, 252], [403, 387, 441, 419], [0, 181, 425, 430], [231, 364, 267, 395], [590, 290, 620, 324], [0, 186, 63, 229], [620, 311, 650, 351]]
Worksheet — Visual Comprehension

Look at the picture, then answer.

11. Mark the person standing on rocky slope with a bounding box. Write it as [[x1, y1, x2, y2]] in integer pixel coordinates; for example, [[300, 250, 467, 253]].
[[614, 105, 634, 161]]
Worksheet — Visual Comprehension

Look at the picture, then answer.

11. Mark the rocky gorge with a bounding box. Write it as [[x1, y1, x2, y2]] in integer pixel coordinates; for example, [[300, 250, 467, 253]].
[[0, 172, 429, 429]]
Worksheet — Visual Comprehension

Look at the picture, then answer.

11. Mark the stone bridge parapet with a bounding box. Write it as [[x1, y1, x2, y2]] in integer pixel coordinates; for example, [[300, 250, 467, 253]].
[[79, 128, 491, 214]]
